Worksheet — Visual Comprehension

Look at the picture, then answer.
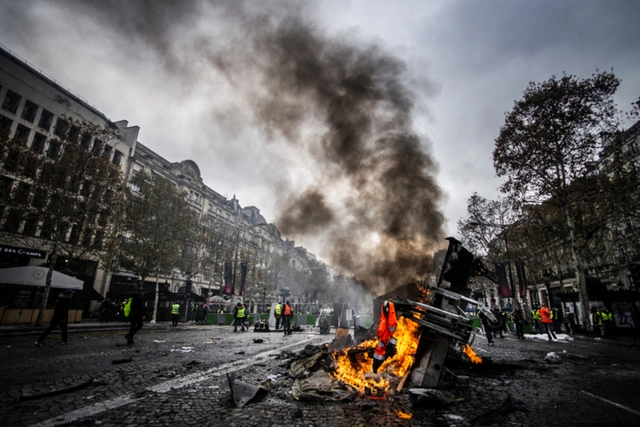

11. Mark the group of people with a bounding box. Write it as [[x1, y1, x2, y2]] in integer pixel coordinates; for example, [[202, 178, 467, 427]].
[[234, 300, 293, 335], [36, 288, 147, 346], [591, 307, 615, 339], [478, 302, 563, 345]]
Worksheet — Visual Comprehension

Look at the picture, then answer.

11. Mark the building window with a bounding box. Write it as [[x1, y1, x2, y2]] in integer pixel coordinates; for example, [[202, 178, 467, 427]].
[[21, 100, 39, 123], [103, 144, 113, 157], [112, 150, 123, 166], [0, 177, 14, 200], [40, 219, 53, 240], [92, 139, 103, 155], [2, 90, 21, 114], [47, 139, 61, 159], [80, 131, 92, 150], [53, 118, 69, 138], [629, 141, 638, 155], [0, 115, 13, 138], [68, 125, 81, 144], [2, 209, 22, 233], [23, 217, 39, 236], [31, 133, 46, 154], [14, 124, 31, 143], [38, 109, 54, 131]]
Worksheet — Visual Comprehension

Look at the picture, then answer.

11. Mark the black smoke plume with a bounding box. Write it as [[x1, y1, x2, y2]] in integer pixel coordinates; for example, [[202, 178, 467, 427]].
[[50, 0, 446, 293]]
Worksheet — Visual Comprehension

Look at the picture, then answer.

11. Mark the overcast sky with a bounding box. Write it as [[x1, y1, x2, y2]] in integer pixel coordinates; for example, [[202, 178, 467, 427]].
[[1, 0, 638, 290]]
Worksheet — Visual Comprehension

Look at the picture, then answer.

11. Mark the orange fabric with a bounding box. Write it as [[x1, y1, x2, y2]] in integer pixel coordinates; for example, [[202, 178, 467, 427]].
[[283, 304, 292, 316], [539, 306, 552, 323], [377, 302, 397, 344]]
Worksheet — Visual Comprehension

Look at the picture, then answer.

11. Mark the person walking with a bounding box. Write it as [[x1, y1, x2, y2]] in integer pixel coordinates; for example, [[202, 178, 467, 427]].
[[125, 289, 146, 344], [171, 301, 181, 327], [233, 302, 246, 332], [478, 310, 495, 346], [36, 289, 74, 346], [274, 302, 283, 330], [539, 303, 557, 341], [511, 303, 526, 339], [202, 303, 210, 324], [282, 301, 293, 335]]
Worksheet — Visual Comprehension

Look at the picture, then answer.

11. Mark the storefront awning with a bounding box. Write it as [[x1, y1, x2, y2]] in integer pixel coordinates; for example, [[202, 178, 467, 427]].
[[0, 266, 83, 290]]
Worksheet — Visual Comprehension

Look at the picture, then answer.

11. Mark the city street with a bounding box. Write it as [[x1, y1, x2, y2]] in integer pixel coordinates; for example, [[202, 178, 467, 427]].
[[0, 323, 639, 426]]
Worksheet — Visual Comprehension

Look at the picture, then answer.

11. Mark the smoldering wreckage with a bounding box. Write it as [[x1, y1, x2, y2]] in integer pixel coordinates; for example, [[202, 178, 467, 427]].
[[228, 238, 512, 419]]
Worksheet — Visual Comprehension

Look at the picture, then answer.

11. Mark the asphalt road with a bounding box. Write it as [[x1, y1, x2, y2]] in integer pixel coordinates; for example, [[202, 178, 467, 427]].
[[0, 323, 639, 426]]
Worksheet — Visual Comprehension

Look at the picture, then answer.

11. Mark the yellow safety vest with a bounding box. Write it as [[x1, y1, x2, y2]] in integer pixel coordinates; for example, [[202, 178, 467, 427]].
[[275, 304, 282, 315], [171, 304, 180, 315], [236, 307, 246, 318]]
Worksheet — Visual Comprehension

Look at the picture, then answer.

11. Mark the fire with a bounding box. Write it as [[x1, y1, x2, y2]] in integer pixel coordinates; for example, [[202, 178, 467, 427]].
[[462, 344, 482, 364], [397, 411, 412, 419], [331, 317, 420, 394]]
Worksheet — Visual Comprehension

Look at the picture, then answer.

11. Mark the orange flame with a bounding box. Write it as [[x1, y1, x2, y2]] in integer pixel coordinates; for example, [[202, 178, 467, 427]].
[[397, 411, 412, 419], [331, 317, 420, 394], [462, 344, 482, 364]]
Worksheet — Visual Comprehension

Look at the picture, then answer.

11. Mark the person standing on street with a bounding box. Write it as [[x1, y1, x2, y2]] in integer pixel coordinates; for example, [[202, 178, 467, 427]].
[[202, 303, 210, 324], [171, 301, 181, 327], [274, 302, 283, 330], [282, 301, 293, 335], [602, 307, 615, 339], [478, 310, 495, 346], [125, 289, 146, 344], [36, 289, 74, 346], [233, 302, 246, 332], [511, 303, 525, 339], [539, 303, 557, 341], [100, 298, 113, 323], [592, 308, 603, 338]]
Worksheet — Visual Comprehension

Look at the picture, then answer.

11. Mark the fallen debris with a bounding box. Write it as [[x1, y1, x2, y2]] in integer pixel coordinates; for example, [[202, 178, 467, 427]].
[[112, 358, 133, 365], [20, 378, 95, 400], [227, 372, 267, 408], [544, 352, 561, 364]]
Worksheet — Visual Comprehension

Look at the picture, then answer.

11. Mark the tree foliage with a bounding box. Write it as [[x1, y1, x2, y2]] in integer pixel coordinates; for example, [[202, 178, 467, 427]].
[[118, 171, 198, 282], [494, 71, 621, 202], [492, 71, 623, 327], [0, 118, 125, 323]]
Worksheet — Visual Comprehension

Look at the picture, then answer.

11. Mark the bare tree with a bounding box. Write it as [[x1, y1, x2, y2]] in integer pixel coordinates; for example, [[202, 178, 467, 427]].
[[0, 118, 125, 324], [493, 71, 622, 327]]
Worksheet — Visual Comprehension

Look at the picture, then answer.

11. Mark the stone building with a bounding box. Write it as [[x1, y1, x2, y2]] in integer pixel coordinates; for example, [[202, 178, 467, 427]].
[[0, 45, 324, 323]]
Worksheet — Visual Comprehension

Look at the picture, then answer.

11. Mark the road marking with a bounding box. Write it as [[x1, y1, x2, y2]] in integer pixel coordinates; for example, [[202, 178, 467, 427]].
[[30, 335, 329, 427], [581, 390, 640, 416]]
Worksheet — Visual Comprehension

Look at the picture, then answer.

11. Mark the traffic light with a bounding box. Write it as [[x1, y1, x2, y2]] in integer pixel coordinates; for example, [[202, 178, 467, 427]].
[[185, 278, 193, 294]]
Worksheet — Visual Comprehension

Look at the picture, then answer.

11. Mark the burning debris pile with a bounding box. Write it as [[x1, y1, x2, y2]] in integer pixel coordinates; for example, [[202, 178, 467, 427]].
[[230, 238, 496, 411], [285, 238, 494, 403]]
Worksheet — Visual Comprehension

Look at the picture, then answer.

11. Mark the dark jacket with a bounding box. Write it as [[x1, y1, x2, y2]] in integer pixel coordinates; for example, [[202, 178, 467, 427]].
[[129, 294, 146, 320], [53, 296, 71, 320]]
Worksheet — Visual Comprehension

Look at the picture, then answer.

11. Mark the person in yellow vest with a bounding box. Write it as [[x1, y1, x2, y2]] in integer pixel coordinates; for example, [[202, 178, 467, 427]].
[[274, 303, 283, 330], [531, 306, 542, 333], [233, 303, 246, 332], [592, 308, 603, 338], [171, 302, 181, 327], [601, 307, 615, 339]]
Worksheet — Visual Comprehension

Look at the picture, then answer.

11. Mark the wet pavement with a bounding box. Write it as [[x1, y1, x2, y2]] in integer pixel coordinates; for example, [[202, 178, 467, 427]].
[[0, 322, 639, 426]]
